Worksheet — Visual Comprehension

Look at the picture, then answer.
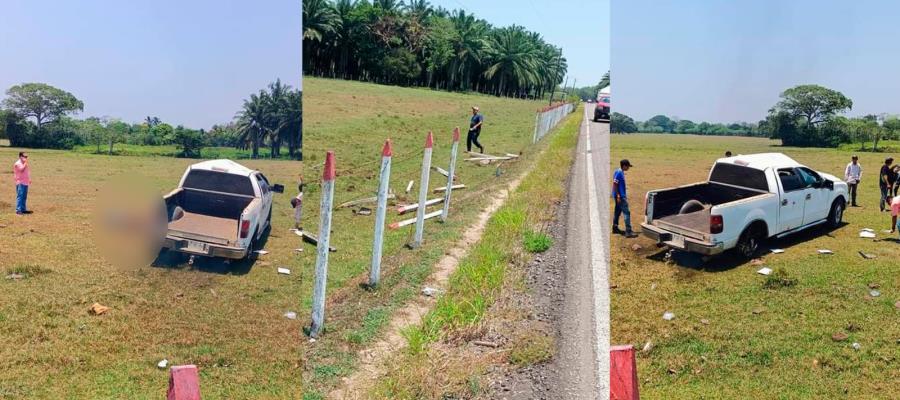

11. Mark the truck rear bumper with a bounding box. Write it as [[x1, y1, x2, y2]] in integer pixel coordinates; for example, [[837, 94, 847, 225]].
[[640, 223, 725, 255], [164, 236, 248, 259]]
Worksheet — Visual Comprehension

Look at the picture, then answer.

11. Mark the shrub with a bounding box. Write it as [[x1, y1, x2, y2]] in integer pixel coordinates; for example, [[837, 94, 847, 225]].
[[523, 230, 552, 253]]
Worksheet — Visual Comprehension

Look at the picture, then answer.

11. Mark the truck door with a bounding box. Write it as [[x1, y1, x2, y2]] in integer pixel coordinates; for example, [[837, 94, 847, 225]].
[[255, 174, 273, 233], [777, 168, 806, 232], [797, 167, 830, 225]]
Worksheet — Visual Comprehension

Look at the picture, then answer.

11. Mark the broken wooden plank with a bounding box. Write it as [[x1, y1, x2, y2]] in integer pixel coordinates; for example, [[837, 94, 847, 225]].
[[464, 156, 513, 162], [405, 180, 414, 193], [433, 184, 466, 193], [389, 210, 442, 229], [299, 230, 337, 252], [396, 198, 444, 215], [337, 193, 395, 209], [504, 153, 520, 158], [472, 340, 499, 348], [432, 166, 450, 177]]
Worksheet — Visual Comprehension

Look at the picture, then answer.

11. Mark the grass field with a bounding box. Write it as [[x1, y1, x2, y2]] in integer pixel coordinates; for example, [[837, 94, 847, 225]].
[[0, 77, 555, 398], [70, 144, 281, 160], [610, 134, 900, 399]]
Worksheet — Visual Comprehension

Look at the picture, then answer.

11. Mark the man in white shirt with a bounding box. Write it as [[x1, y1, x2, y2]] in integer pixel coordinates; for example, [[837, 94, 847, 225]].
[[845, 155, 862, 207]]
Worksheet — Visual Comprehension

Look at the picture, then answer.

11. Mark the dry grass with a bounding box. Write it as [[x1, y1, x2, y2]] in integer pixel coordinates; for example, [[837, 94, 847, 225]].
[[610, 133, 900, 399]]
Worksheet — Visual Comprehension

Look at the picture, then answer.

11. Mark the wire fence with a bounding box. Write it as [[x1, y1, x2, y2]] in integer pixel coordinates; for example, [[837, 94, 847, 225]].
[[532, 102, 575, 143]]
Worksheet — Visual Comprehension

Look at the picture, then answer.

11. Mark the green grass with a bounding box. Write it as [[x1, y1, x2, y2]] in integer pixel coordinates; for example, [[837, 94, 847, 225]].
[[523, 230, 553, 253], [71, 143, 294, 160], [611, 133, 900, 399], [371, 104, 581, 399]]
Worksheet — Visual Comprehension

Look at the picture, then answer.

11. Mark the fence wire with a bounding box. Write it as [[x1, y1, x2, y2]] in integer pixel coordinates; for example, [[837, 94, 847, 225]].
[[532, 102, 575, 143]]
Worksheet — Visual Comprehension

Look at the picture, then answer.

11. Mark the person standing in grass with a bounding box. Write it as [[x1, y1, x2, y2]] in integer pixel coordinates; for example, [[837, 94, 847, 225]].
[[890, 195, 900, 235], [844, 155, 862, 207], [879, 157, 894, 212], [612, 159, 637, 238], [291, 178, 305, 231], [467, 106, 485, 153], [13, 152, 31, 216]]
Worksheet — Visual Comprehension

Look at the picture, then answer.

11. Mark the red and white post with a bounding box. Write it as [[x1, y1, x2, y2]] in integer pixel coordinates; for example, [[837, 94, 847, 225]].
[[167, 365, 201, 400], [368, 140, 392, 287], [412, 132, 434, 248], [441, 127, 460, 222], [310, 151, 336, 337]]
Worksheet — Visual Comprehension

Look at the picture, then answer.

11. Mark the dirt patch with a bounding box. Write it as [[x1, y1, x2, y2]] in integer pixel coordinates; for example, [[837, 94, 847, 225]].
[[329, 171, 528, 399]]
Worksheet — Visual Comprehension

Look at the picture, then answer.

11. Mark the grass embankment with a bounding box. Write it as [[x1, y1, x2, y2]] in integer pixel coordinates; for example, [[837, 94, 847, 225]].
[[369, 106, 581, 399], [298, 77, 559, 398], [610, 134, 899, 399]]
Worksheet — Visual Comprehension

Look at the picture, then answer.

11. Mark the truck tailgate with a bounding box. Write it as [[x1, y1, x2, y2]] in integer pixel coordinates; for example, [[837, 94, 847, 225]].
[[654, 208, 711, 242], [168, 212, 238, 245]]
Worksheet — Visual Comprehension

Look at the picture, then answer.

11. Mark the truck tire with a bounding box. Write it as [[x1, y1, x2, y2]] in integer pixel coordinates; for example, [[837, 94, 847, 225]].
[[827, 199, 845, 228], [735, 226, 763, 259], [679, 199, 705, 214]]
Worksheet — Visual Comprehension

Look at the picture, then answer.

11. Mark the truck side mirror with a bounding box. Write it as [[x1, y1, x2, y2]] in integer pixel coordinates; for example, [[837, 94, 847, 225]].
[[272, 184, 285, 193], [824, 180, 834, 190]]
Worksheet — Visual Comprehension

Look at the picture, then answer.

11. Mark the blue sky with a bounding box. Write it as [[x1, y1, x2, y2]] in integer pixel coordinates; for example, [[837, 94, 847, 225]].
[[431, 0, 610, 89], [0, 0, 301, 129], [614, 0, 900, 123]]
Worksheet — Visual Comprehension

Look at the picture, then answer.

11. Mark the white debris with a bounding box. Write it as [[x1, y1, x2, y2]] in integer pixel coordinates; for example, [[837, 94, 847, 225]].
[[883, 229, 893, 234], [757, 267, 773, 276], [817, 249, 833, 254], [852, 342, 861, 350], [157, 359, 169, 369], [859, 231, 876, 238], [861, 228, 875, 233], [422, 287, 442, 297], [662, 311, 675, 321], [277, 267, 291, 275], [254, 250, 269, 255], [293, 248, 304, 252], [284, 311, 297, 320], [770, 249, 785, 254], [642, 341, 653, 352], [870, 290, 881, 297]]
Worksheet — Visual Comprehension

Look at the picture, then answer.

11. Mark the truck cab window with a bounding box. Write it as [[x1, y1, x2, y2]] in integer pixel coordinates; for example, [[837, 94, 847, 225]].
[[778, 168, 804, 192], [797, 168, 822, 188]]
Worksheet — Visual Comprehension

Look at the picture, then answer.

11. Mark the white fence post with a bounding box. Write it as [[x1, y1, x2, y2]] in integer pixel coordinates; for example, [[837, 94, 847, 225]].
[[412, 132, 433, 248], [441, 128, 460, 222], [310, 151, 336, 338], [368, 140, 392, 288]]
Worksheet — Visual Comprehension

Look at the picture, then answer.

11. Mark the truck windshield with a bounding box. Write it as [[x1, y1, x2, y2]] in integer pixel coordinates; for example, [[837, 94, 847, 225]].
[[183, 170, 255, 196], [709, 163, 769, 192]]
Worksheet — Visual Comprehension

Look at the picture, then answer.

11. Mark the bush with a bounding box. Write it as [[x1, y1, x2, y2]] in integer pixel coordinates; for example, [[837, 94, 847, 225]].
[[762, 268, 797, 289], [523, 230, 552, 253]]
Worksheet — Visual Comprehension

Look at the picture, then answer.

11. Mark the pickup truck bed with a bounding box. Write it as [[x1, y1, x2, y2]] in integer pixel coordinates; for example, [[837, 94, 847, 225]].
[[168, 212, 238, 244], [656, 207, 711, 234]]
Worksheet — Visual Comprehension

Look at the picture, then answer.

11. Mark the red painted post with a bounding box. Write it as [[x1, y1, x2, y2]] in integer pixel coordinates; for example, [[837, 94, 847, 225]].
[[167, 365, 201, 400], [610, 345, 639, 400]]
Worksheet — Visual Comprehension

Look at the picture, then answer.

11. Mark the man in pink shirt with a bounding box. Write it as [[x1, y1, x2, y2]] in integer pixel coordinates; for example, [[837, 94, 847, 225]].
[[13, 152, 31, 215], [890, 195, 900, 235]]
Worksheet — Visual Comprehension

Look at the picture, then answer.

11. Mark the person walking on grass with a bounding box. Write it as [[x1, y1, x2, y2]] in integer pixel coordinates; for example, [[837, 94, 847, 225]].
[[290, 178, 305, 231], [467, 106, 485, 153], [845, 155, 862, 207], [880, 157, 894, 212], [612, 159, 637, 238], [13, 152, 31, 216]]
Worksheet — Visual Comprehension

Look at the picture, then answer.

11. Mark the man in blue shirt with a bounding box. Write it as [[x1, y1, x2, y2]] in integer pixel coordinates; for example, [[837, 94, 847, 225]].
[[612, 159, 637, 237], [467, 106, 484, 153]]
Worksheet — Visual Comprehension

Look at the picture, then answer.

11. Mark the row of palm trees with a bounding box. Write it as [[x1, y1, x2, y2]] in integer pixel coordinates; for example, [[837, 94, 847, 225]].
[[303, 0, 569, 99], [235, 79, 303, 159]]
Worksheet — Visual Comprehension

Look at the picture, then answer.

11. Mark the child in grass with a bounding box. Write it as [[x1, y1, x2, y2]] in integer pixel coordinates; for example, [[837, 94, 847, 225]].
[[291, 178, 305, 231]]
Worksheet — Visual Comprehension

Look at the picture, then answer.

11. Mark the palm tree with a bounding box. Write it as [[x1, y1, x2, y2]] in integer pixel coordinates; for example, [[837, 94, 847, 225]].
[[303, 0, 338, 41], [482, 26, 539, 97], [235, 91, 270, 159]]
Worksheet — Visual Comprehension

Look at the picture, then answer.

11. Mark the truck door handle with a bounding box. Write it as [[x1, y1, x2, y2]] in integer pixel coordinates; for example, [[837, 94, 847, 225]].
[[806, 193, 812, 200], [781, 199, 788, 206]]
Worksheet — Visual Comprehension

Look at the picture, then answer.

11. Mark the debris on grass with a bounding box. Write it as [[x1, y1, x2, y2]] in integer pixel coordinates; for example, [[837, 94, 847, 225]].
[[700, 319, 710, 325], [157, 359, 168, 369], [751, 258, 765, 266], [757, 267, 773, 276], [832, 332, 849, 342], [293, 248, 303, 253], [751, 307, 766, 315], [472, 340, 499, 348], [650, 283, 657, 290], [406, 180, 414, 193], [254, 250, 269, 255], [89, 303, 110, 315], [355, 207, 372, 216], [869, 290, 881, 297], [631, 243, 643, 251], [861, 228, 875, 233], [5, 273, 24, 280], [852, 342, 861, 350], [859, 231, 876, 238], [642, 341, 653, 352], [284, 311, 297, 320], [421, 287, 442, 297], [662, 311, 675, 321], [817, 249, 833, 254], [770, 248, 785, 254], [859, 251, 877, 259], [337, 194, 395, 209], [277, 267, 291, 275], [867, 283, 880, 289]]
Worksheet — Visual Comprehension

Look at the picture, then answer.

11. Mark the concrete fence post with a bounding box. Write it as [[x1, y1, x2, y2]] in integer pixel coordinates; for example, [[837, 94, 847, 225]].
[[532, 111, 540, 144], [368, 140, 392, 288], [441, 128, 460, 222], [610, 344, 639, 400], [310, 151, 336, 337], [167, 365, 201, 400], [412, 131, 433, 248]]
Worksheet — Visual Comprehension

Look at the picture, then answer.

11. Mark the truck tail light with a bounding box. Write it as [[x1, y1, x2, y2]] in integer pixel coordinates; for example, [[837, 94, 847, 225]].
[[710, 215, 724, 234], [240, 219, 251, 239]]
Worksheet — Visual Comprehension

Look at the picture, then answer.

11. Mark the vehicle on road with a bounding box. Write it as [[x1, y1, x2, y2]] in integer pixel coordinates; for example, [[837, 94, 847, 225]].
[[162, 159, 284, 259], [641, 153, 848, 258], [594, 91, 610, 122]]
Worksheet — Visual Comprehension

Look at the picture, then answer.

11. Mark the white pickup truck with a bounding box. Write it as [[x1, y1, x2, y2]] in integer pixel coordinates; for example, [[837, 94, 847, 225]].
[[641, 153, 848, 258], [162, 159, 284, 259]]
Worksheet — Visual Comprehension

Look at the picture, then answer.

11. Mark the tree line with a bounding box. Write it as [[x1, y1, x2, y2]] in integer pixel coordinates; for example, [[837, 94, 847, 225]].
[[0, 81, 302, 159], [612, 84, 900, 150], [303, 0, 569, 99]]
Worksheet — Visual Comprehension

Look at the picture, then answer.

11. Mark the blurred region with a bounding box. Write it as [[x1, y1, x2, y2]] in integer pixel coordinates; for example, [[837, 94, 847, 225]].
[[92, 174, 168, 269]]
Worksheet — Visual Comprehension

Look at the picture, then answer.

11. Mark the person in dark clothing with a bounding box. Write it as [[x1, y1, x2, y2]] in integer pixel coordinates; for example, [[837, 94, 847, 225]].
[[879, 157, 894, 212], [467, 106, 484, 153], [612, 159, 637, 238], [725, 151, 732, 157]]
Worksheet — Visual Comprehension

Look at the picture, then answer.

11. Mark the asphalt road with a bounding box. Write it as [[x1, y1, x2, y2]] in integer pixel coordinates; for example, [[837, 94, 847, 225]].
[[553, 104, 611, 399]]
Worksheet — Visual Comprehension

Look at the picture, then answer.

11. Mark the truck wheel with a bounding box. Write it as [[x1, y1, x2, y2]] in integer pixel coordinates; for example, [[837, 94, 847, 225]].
[[736, 228, 762, 259], [827, 199, 844, 228], [679, 199, 705, 214]]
